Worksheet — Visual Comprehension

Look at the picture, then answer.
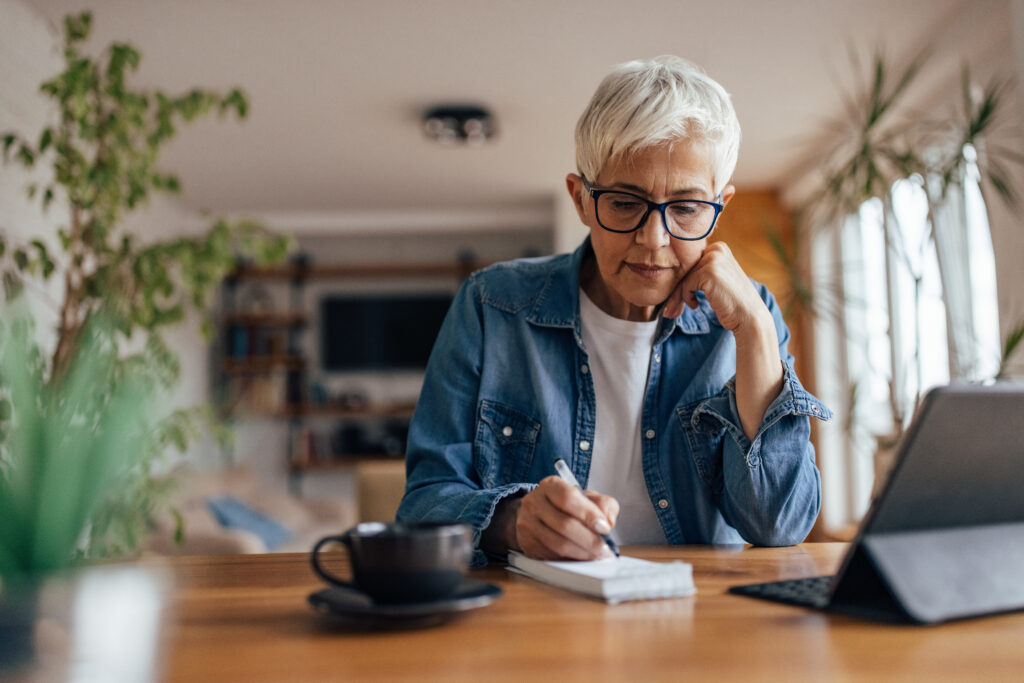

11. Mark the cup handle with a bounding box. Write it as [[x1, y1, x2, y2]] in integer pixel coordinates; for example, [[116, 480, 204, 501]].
[[310, 532, 357, 591]]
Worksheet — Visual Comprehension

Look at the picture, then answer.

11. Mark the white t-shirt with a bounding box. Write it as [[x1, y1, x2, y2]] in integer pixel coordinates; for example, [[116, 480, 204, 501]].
[[579, 288, 667, 545]]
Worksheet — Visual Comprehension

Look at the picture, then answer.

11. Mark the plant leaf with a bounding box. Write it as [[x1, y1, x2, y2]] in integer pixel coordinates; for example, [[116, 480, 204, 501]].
[[997, 319, 1024, 379], [3, 133, 18, 159], [64, 12, 91, 42], [17, 145, 35, 168]]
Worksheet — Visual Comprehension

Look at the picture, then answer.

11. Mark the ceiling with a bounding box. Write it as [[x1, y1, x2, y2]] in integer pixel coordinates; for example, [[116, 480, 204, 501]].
[[24, 0, 1015, 226]]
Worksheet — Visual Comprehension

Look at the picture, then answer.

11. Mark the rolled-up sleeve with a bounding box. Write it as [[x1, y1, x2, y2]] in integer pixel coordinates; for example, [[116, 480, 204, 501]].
[[691, 360, 832, 545], [396, 279, 533, 567], [686, 287, 833, 546]]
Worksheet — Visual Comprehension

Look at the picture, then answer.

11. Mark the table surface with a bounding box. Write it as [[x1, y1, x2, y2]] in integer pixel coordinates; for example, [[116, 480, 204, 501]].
[[118, 543, 1022, 682]]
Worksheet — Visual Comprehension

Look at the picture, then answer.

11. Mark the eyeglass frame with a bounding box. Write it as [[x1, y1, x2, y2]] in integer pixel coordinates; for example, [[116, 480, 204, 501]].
[[581, 175, 724, 241]]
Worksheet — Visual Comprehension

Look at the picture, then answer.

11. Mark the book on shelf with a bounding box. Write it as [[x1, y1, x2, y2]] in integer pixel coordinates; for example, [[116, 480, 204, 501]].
[[224, 372, 291, 414], [291, 426, 317, 466], [227, 324, 288, 358], [506, 550, 696, 604]]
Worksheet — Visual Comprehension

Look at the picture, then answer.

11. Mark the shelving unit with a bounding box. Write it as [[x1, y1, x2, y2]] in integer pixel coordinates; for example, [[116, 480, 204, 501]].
[[219, 271, 307, 417], [215, 255, 480, 494]]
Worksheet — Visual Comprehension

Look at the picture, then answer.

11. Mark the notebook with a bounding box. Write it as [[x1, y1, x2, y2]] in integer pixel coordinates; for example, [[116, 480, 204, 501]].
[[729, 383, 1024, 624], [507, 550, 696, 604]]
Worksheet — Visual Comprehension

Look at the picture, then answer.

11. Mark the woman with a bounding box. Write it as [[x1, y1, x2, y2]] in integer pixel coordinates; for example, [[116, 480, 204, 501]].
[[397, 56, 831, 567]]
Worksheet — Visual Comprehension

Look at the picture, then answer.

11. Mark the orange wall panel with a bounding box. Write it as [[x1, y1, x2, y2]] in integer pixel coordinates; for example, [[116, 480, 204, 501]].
[[713, 188, 812, 385]]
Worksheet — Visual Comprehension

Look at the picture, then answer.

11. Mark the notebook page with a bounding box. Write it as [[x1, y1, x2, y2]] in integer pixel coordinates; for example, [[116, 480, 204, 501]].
[[539, 555, 669, 579], [507, 551, 695, 603]]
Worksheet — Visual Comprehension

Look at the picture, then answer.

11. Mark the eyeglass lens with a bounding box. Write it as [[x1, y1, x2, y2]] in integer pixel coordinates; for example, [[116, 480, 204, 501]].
[[596, 192, 716, 238]]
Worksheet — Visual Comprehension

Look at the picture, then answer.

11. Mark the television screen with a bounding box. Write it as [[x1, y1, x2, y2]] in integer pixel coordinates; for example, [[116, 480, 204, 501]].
[[320, 293, 454, 371]]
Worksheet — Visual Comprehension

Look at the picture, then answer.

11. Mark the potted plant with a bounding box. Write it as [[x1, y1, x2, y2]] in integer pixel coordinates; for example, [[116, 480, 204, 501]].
[[0, 9, 289, 564], [791, 49, 1023, 493], [0, 311, 158, 669]]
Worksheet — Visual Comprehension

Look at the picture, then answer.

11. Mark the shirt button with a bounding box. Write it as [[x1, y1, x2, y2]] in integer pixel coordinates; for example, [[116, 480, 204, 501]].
[[658, 499, 669, 509], [502, 426, 513, 437], [654, 353, 661, 363], [581, 364, 589, 374], [579, 440, 591, 451], [645, 429, 656, 439]]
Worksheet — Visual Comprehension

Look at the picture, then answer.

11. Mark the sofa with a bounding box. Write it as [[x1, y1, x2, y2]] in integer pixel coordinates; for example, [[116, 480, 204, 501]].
[[146, 465, 357, 555]]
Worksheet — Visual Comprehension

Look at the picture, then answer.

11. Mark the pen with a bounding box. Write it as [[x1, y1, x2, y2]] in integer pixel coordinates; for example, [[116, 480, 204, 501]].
[[553, 458, 620, 558]]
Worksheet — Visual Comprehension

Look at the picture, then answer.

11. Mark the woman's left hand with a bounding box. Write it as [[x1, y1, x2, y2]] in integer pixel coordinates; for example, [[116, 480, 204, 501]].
[[662, 241, 784, 440], [661, 241, 766, 332]]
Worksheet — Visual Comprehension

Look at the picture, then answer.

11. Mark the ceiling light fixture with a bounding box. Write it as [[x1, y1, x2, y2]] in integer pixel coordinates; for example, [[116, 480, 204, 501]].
[[422, 105, 495, 146]]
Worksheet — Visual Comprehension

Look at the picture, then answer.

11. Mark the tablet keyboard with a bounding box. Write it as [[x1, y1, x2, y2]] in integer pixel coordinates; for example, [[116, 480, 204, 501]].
[[728, 575, 834, 609]]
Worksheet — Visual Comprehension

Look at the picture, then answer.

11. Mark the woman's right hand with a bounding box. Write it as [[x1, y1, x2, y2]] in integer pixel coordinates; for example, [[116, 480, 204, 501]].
[[513, 476, 619, 561]]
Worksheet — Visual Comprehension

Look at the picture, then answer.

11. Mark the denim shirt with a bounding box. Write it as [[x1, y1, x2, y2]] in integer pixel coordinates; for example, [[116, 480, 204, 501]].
[[397, 239, 832, 567]]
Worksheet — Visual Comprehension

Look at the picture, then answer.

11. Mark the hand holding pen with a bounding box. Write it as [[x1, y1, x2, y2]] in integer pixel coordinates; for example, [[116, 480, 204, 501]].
[[554, 459, 620, 558], [506, 458, 621, 561]]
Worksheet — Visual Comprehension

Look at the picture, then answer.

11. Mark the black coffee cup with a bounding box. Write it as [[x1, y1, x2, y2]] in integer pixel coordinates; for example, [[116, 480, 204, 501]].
[[310, 521, 473, 604]]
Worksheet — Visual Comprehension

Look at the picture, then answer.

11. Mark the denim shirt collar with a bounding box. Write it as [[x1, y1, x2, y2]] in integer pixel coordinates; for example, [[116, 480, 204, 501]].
[[525, 237, 716, 342]]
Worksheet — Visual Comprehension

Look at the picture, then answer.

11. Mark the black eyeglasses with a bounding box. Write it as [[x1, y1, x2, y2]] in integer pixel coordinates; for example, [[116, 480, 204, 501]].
[[582, 175, 724, 241]]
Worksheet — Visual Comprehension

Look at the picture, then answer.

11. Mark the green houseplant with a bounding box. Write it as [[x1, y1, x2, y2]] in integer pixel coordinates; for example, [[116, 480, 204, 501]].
[[0, 311, 155, 669], [0, 10, 290, 565], [795, 48, 1023, 492]]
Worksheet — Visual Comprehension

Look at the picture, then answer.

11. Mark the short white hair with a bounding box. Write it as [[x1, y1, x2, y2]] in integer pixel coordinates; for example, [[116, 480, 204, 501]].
[[574, 55, 741, 195]]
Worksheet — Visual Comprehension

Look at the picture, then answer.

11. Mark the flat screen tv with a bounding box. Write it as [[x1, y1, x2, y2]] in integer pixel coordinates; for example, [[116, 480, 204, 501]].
[[320, 293, 454, 371]]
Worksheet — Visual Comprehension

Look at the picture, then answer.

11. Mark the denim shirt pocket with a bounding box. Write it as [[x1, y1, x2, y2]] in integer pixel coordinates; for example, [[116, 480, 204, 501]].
[[676, 398, 727, 494], [474, 400, 542, 489]]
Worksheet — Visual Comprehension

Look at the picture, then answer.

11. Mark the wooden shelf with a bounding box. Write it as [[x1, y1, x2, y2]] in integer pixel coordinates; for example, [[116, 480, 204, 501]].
[[224, 402, 416, 420], [221, 356, 305, 373], [286, 402, 416, 419], [218, 257, 458, 493], [224, 312, 306, 327], [288, 455, 405, 472], [229, 261, 489, 281]]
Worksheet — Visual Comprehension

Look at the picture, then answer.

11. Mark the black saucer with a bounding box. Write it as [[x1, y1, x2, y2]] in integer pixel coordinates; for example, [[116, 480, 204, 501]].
[[308, 578, 502, 628]]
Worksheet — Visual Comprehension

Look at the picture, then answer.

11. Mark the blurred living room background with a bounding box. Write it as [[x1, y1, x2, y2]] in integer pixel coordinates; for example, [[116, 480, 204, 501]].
[[3, 0, 1024, 553]]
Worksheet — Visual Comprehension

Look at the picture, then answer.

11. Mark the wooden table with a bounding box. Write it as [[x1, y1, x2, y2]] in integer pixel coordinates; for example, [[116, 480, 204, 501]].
[[16, 544, 1023, 681], [131, 544, 1022, 682]]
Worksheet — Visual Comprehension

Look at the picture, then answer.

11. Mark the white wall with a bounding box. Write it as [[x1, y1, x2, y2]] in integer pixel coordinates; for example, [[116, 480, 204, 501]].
[[0, 0, 63, 348], [554, 179, 588, 256]]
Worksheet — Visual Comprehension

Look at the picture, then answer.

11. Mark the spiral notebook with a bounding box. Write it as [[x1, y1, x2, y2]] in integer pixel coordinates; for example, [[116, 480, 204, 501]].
[[507, 551, 696, 604]]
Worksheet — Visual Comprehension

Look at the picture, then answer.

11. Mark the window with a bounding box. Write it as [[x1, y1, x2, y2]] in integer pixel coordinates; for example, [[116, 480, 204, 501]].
[[812, 147, 999, 532]]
